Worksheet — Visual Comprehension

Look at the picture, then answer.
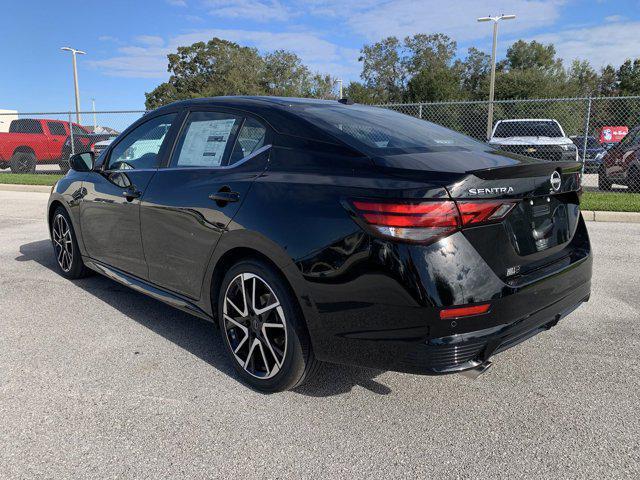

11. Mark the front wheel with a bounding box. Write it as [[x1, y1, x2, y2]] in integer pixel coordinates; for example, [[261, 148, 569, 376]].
[[51, 207, 90, 279], [217, 259, 319, 392]]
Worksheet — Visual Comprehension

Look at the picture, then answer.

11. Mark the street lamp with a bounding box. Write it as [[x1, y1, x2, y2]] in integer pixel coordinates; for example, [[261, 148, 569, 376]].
[[335, 78, 343, 99], [477, 14, 515, 140], [60, 47, 86, 124]]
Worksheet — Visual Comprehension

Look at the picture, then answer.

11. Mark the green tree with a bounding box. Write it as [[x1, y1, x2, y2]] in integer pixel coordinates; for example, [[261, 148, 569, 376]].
[[262, 50, 311, 96], [618, 59, 640, 95], [458, 47, 491, 99], [565, 59, 599, 96], [598, 65, 618, 96], [358, 36, 405, 103]]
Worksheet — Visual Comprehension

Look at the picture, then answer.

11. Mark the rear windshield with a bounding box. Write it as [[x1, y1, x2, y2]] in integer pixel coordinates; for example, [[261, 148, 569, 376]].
[[291, 104, 488, 155], [493, 121, 562, 138]]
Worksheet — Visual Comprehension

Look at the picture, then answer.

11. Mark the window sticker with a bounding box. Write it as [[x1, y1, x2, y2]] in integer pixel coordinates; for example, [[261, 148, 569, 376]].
[[178, 118, 237, 167]]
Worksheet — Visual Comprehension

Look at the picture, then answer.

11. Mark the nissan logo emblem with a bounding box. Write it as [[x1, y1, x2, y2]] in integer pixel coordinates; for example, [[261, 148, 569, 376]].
[[550, 171, 562, 192]]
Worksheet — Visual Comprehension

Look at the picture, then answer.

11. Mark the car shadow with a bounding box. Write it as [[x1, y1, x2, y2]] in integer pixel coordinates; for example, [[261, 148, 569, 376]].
[[17, 239, 392, 397]]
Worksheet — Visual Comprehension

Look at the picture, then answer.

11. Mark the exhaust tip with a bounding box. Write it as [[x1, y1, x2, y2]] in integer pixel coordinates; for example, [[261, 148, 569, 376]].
[[459, 360, 492, 380]]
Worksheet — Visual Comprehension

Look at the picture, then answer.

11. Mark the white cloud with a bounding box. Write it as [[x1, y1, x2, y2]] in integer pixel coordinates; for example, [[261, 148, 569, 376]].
[[604, 15, 624, 23], [304, 0, 564, 42], [204, 0, 291, 22], [529, 21, 640, 68], [166, 0, 187, 6], [89, 29, 361, 80], [135, 35, 165, 47]]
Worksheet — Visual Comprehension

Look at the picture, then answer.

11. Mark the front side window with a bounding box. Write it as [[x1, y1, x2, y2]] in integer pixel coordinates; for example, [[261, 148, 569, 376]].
[[47, 122, 67, 136], [173, 111, 242, 168], [108, 113, 176, 170], [71, 124, 86, 135]]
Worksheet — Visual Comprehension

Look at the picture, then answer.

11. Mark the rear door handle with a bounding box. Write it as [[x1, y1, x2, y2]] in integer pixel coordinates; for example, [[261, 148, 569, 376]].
[[209, 191, 240, 203]]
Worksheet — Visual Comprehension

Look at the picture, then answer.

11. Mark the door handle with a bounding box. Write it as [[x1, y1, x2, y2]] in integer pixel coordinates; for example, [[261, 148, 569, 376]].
[[209, 191, 240, 204], [123, 189, 142, 201]]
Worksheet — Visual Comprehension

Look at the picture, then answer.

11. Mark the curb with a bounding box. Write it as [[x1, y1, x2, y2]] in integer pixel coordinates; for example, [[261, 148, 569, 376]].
[[0, 184, 52, 193], [582, 210, 640, 223]]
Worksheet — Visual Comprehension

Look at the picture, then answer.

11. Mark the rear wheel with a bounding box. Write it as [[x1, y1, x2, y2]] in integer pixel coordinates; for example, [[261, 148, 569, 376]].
[[10, 152, 36, 173], [51, 207, 90, 279], [217, 259, 319, 392], [598, 167, 612, 191]]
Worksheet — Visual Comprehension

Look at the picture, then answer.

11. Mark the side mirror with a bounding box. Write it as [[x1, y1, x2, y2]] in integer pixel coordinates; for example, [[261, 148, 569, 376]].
[[69, 152, 95, 172]]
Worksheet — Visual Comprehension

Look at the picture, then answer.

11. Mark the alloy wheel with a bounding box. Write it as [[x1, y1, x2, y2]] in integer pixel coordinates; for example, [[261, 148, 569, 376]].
[[223, 273, 288, 379], [52, 214, 73, 272]]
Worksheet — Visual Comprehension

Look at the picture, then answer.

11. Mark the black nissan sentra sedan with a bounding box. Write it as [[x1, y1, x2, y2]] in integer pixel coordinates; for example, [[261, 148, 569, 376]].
[[47, 97, 592, 392]]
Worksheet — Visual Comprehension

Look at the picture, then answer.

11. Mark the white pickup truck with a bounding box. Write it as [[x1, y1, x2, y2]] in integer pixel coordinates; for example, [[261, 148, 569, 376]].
[[489, 119, 578, 162]]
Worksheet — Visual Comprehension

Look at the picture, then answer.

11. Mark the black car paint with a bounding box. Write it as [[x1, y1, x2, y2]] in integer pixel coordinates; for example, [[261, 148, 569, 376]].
[[48, 97, 592, 375]]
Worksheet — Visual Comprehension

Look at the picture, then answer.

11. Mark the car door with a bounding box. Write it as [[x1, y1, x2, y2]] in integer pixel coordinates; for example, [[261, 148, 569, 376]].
[[140, 109, 271, 299], [46, 121, 68, 160], [80, 112, 180, 279]]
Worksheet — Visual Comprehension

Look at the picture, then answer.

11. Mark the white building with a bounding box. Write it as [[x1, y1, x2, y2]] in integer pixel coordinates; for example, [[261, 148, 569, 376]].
[[0, 110, 18, 132]]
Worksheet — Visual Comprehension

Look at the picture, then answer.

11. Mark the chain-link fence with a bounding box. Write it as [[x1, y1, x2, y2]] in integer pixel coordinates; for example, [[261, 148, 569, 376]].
[[0, 111, 144, 174], [380, 96, 640, 194], [1, 97, 639, 194]]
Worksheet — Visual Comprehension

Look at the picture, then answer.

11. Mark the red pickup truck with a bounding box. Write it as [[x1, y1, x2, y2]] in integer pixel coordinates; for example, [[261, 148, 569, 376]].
[[0, 118, 93, 173]]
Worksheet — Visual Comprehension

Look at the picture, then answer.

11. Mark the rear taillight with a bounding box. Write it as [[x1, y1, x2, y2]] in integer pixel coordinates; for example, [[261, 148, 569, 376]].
[[349, 199, 515, 243]]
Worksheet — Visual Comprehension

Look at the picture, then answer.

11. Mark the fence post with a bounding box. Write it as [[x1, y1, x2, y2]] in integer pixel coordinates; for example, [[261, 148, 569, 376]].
[[68, 113, 75, 156], [581, 97, 592, 173], [418, 104, 423, 119]]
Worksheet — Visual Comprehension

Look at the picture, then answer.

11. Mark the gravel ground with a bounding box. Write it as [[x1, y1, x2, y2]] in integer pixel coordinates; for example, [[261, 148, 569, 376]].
[[0, 190, 638, 479]]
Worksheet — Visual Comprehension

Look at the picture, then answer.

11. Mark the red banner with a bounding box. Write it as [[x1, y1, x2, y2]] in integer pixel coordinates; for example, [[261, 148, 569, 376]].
[[600, 126, 628, 143]]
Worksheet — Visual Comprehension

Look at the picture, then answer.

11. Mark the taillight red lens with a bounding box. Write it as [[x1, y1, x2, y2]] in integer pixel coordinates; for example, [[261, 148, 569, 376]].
[[456, 201, 516, 226], [440, 303, 491, 320], [349, 199, 515, 244], [351, 200, 459, 243]]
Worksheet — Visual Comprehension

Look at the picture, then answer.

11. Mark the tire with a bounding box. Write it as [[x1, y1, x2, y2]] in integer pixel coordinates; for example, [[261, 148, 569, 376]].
[[217, 259, 319, 392], [10, 152, 36, 173], [598, 167, 612, 191], [51, 207, 90, 279]]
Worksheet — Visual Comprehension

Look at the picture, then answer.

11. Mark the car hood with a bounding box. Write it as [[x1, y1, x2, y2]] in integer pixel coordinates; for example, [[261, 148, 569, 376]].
[[489, 137, 574, 146]]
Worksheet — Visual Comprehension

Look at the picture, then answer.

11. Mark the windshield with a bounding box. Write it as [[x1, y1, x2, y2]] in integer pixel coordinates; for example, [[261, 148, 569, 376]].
[[493, 121, 563, 138], [291, 104, 489, 155]]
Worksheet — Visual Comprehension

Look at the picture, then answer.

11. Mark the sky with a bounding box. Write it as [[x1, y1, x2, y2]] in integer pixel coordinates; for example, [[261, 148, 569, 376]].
[[1, 0, 639, 113]]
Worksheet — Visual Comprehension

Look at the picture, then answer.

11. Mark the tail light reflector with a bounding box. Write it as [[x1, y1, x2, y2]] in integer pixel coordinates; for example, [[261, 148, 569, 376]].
[[440, 303, 491, 320], [350, 199, 516, 243]]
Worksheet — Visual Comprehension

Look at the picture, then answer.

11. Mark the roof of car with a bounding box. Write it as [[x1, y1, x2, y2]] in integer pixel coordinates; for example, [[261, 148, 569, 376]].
[[151, 96, 359, 144], [157, 96, 346, 112]]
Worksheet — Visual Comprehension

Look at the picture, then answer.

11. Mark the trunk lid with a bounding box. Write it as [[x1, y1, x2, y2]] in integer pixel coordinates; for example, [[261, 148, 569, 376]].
[[372, 150, 586, 283]]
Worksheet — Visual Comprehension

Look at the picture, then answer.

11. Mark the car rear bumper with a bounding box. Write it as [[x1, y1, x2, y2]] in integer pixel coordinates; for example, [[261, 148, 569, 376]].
[[397, 277, 590, 375], [301, 225, 592, 375]]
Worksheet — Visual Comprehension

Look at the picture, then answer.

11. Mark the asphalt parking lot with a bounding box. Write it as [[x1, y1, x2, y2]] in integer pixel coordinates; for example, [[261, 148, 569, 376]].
[[0, 189, 638, 479]]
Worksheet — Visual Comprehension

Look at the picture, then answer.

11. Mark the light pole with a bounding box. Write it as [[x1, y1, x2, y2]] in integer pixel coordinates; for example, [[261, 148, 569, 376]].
[[477, 14, 515, 140], [335, 78, 343, 99], [61, 47, 86, 124]]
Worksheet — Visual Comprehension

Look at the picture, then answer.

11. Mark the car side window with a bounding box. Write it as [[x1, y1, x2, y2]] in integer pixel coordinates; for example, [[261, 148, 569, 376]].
[[172, 111, 242, 168], [47, 122, 67, 136], [228, 117, 267, 165], [108, 113, 176, 170], [71, 124, 86, 135]]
